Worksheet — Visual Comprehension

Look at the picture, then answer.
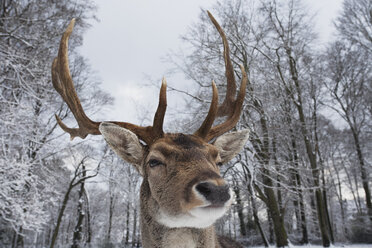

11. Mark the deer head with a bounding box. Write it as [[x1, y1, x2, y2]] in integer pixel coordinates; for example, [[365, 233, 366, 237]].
[[52, 12, 248, 233]]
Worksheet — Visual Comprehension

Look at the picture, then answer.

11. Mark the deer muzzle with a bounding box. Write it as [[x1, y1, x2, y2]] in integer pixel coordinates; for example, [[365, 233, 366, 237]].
[[195, 182, 231, 207]]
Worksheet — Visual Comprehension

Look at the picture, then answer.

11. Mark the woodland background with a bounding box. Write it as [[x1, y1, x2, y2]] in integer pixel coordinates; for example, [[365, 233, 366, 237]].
[[0, 0, 371, 247]]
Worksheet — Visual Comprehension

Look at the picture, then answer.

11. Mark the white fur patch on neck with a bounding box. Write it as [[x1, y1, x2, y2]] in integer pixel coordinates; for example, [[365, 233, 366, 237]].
[[156, 188, 233, 229], [157, 208, 224, 229]]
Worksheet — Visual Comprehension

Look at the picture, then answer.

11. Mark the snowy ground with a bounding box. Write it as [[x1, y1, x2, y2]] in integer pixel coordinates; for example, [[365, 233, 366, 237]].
[[249, 245, 372, 248]]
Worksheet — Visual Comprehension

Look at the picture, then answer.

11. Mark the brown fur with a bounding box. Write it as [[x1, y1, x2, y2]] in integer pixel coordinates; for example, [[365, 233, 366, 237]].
[[143, 134, 222, 215], [137, 133, 243, 247], [99, 126, 249, 248], [54, 13, 248, 248]]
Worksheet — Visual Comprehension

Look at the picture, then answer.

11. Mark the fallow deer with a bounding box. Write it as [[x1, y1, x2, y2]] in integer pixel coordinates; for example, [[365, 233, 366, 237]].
[[52, 11, 249, 248]]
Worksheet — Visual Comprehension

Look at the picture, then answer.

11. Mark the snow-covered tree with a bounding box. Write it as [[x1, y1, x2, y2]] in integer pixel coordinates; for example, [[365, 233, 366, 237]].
[[0, 0, 111, 246]]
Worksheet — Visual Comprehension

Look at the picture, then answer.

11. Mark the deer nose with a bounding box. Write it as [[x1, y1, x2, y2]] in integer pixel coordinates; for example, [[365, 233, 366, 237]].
[[195, 182, 230, 206]]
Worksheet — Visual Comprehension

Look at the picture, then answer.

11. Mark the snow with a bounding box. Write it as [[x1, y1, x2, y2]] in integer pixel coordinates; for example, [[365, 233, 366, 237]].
[[249, 245, 372, 248]]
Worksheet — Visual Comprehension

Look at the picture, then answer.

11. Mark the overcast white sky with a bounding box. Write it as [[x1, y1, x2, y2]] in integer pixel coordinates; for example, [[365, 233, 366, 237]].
[[79, 0, 343, 128]]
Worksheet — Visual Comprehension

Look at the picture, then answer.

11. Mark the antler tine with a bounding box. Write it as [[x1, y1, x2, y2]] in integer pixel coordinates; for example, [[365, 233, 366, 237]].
[[52, 19, 100, 140], [52, 19, 167, 144], [205, 65, 247, 141], [194, 81, 218, 139], [194, 12, 247, 141], [152, 78, 167, 135], [207, 11, 237, 118]]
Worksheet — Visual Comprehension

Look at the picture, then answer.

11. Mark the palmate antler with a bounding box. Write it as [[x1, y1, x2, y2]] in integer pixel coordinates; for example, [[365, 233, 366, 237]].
[[52, 13, 246, 144]]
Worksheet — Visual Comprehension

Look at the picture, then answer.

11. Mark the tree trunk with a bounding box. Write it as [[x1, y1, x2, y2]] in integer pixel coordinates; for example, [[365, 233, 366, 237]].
[[11, 227, 24, 248], [11, 229, 16, 248], [264, 180, 288, 247], [315, 109, 334, 244], [331, 155, 348, 237], [84, 189, 92, 245], [267, 209, 274, 244], [351, 128, 372, 218], [353, 168, 363, 213], [315, 189, 330, 247], [17, 227, 24, 248], [50, 159, 93, 248], [50, 182, 74, 248], [288, 51, 331, 247], [233, 186, 247, 236], [272, 135, 284, 216], [65, 220, 71, 244], [71, 165, 87, 248], [249, 189, 269, 247], [132, 208, 138, 248], [107, 194, 114, 242], [341, 159, 362, 214], [321, 168, 334, 243], [290, 130, 309, 244], [45, 224, 52, 247], [124, 202, 130, 244], [308, 187, 320, 235], [283, 95, 309, 245], [298, 190, 308, 244], [253, 95, 289, 247]]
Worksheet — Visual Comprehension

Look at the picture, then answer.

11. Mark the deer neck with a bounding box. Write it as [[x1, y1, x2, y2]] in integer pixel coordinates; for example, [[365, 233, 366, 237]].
[[139, 180, 220, 248]]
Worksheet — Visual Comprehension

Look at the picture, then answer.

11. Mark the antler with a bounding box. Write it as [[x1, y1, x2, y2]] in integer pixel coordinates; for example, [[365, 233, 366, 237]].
[[194, 12, 247, 141], [52, 19, 167, 145], [53, 13, 245, 144]]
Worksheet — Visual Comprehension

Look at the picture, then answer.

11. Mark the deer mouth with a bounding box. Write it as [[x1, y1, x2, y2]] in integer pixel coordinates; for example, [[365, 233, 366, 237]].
[[201, 203, 225, 209], [192, 201, 230, 213]]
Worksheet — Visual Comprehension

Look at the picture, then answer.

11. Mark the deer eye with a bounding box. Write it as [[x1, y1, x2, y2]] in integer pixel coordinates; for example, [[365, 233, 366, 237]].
[[217, 162, 223, 167], [148, 159, 163, 168]]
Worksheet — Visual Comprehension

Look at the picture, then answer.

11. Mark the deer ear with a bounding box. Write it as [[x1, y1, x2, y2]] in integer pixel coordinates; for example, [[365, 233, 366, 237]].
[[99, 122, 144, 174], [213, 129, 249, 164]]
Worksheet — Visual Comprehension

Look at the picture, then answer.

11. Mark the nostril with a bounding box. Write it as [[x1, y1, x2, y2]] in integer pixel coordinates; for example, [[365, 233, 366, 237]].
[[196, 182, 212, 197], [220, 188, 231, 202], [195, 182, 231, 205]]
